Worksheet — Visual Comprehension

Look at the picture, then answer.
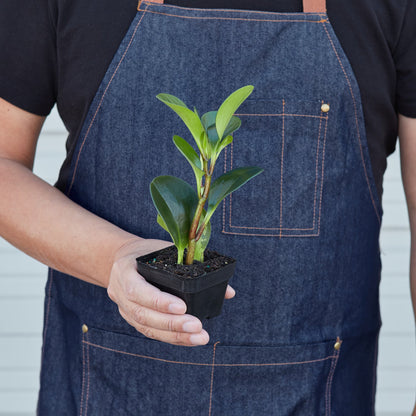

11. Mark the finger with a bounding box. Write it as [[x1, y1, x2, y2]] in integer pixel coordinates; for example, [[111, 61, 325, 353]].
[[136, 326, 210, 347], [118, 309, 209, 346], [125, 301, 203, 334], [225, 284, 235, 299], [123, 269, 187, 314]]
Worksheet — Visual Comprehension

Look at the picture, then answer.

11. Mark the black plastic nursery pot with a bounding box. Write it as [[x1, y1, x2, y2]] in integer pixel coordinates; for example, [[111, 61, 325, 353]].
[[136, 246, 236, 319]]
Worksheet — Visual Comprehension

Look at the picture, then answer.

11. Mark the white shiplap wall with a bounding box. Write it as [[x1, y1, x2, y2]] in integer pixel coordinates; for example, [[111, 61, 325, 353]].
[[0, 108, 415, 415]]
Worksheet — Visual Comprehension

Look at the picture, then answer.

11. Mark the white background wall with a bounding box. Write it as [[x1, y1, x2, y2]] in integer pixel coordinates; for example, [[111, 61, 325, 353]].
[[0, 108, 415, 415]]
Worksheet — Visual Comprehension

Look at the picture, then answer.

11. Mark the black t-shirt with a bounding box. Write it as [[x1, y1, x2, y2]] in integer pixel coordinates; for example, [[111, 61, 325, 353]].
[[1, 0, 416, 200]]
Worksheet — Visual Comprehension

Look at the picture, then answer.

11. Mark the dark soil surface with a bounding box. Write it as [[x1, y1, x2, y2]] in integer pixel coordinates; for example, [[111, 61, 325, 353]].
[[143, 246, 234, 279]]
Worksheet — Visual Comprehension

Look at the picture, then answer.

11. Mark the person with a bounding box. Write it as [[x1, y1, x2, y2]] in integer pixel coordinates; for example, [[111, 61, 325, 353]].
[[0, 0, 415, 414]]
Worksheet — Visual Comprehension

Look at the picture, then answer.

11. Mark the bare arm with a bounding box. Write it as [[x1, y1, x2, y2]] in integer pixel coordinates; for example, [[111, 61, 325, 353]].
[[398, 114, 416, 321], [398, 114, 416, 416], [0, 97, 221, 346]]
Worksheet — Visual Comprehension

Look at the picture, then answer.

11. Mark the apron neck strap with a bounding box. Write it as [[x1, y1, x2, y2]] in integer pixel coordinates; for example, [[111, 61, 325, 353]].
[[139, 0, 326, 13], [303, 0, 326, 13]]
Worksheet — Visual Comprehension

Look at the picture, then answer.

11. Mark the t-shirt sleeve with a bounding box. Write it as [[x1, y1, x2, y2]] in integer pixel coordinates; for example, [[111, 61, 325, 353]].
[[0, 0, 57, 116], [394, 0, 416, 118]]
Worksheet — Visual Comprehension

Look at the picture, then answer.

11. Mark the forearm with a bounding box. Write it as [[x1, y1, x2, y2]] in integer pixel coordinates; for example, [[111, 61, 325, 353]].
[[399, 114, 416, 322], [408, 210, 416, 322], [0, 157, 138, 287]]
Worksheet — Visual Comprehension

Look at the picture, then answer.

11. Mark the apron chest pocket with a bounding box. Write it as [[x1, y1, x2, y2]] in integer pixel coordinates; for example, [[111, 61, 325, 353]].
[[79, 327, 340, 415], [222, 99, 329, 238]]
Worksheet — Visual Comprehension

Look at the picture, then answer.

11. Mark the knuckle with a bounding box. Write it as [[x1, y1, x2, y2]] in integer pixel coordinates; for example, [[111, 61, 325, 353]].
[[132, 305, 147, 325], [174, 330, 185, 344], [141, 326, 156, 340], [165, 318, 175, 332], [125, 283, 136, 301], [111, 258, 122, 277], [150, 294, 162, 311], [107, 285, 116, 302]]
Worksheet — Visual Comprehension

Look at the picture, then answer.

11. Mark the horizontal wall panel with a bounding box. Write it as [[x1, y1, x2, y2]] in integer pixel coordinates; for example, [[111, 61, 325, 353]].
[[380, 251, 411, 276], [380, 229, 410, 250], [380, 298, 414, 334], [33, 135, 67, 157], [0, 300, 44, 335], [0, 370, 39, 391], [0, 277, 46, 298], [39, 106, 67, 134], [380, 276, 411, 297], [0, 253, 47, 277], [0, 391, 38, 413], [378, 334, 416, 368], [0, 337, 42, 369], [375, 392, 415, 413], [377, 368, 416, 392]]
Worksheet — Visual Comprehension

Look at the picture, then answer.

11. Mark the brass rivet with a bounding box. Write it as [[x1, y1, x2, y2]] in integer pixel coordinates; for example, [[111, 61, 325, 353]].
[[321, 103, 330, 113], [82, 324, 89, 334], [334, 337, 341, 351]]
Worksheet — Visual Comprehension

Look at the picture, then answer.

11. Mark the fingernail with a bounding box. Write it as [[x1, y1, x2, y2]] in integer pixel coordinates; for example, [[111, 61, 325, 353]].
[[182, 320, 201, 333], [190, 332, 209, 346], [168, 303, 186, 314]]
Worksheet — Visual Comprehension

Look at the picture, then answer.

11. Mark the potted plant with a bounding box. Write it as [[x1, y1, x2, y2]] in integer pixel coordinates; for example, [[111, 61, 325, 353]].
[[136, 85, 263, 319]]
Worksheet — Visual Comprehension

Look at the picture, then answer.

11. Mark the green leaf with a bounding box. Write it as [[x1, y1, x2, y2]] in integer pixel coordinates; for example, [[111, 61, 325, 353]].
[[173, 135, 204, 187], [223, 116, 242, 138], [205, 166, 263, 224], [157, 214, 169, 233], [157, 94, 189, 108], [201, 111, 220, 148], [150, 176, 199, 261], [215, 135, 233, 157], [216, 85, 254, 140], [201, 131, 211, 160], [157, 93, 205, 151]]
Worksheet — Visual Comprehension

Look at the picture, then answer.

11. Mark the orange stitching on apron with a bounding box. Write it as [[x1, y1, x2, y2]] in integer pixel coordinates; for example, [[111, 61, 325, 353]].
[[85, 333, 91, 416], [229, 141, 234, 229], [222, 145, 228, 234], [317, 109, 328, 235], [312, 106, 324, 231], [139, 1, 327, 17], [208, 342, 220, 416], [324, 340, 341, 415], [80, 332, 86, 416], [223, 109, 328, 236], [279, 99, 285, 238], [83, 340, 337, 367], [320, 21, 381, 225], [137, 9, 328, 23], [138, 0, 163, 10], [67, 4, 150, 195], [222, 230, 321, 237], [235, 113, 326, 118]]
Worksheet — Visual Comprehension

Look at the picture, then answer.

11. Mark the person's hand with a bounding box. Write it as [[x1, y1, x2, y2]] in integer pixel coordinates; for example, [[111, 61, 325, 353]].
[[107, 237, 235, 346]]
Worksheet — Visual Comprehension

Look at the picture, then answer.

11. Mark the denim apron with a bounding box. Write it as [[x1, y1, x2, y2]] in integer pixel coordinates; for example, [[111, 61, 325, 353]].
[[37, 0, 383, 414]]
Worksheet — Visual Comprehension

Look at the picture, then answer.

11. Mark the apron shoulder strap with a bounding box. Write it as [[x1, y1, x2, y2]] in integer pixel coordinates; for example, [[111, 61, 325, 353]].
[[303, 0, 326, 13], [139, 0, 326, 14]]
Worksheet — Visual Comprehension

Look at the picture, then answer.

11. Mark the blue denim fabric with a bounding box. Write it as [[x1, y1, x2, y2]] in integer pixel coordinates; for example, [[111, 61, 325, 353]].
[[38, 2, 383, 415]]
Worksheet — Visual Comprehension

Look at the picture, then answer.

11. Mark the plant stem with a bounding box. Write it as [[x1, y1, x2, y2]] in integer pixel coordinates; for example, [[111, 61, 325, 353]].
[[185, 174, 212, 265], [177, 248, 184, 264]]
